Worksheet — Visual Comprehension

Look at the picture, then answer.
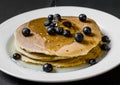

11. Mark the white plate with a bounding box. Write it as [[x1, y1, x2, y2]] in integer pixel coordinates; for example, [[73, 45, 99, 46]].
[[0, 6, 120, 82]]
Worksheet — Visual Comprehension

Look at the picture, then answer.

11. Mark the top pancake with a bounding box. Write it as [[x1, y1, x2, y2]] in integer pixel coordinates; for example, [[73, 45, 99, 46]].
[[15, 16, 102, 57]]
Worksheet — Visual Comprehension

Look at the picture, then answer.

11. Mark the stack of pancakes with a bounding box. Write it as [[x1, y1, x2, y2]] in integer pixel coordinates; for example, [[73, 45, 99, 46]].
[[14, 16, 104, 67]]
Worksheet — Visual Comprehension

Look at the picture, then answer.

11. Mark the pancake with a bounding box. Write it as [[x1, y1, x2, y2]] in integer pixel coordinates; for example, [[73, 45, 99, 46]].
[[20, 45, 104, 67], [15, 41, 102, 61], [15, 16, 103, 57]]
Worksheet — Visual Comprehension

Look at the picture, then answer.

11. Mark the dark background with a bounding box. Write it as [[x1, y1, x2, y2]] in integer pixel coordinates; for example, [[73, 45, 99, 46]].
[[0, 0, 120, 85]]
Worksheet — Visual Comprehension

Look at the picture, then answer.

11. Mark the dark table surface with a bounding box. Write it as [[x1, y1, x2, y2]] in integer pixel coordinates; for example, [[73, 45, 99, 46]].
[[0, 0, 120, 85]]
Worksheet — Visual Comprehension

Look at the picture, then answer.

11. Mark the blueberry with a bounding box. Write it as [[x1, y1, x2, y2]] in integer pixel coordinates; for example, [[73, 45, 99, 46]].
[[83, 27, 91, 35], [22, 28, 31, 37], [48, 14, 54, 21], [54, 14, 61, 21], [44, 20, 51, 26], [49, 22, 56, 27], [63, 21, 72, 28], [74, 33, 84, 42], [79, 14, 87, 22], [88, 59, 96, 65], [43, 63, 53, 72], [63, 30, 71, 37], [47, 27, 56, 35], [101, 44, 110, 51], [13, 53, 21, 60], [102, 36, 110, 43], [56, 27, 63, 34]]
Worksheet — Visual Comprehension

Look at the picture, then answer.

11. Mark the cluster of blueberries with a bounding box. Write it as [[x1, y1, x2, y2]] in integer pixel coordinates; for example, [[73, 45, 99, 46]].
[[44, 14, 69, 36], [13, 14, 111, 72], [22, 13, 92, 43], [44, 14, 92, 43]]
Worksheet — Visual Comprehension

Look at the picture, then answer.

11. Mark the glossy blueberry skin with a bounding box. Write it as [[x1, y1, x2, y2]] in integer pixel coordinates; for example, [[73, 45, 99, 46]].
[[49, 22, 56, 27], [83, 27, 91, 35], [47, 27, 56, 35], [22, 28, 31, 37], [101, 44, 110, 51], [79, 14, 87, 22], [43, 63, 53, 72], [48, 14, 54, 21], [63, 30, 71, 37], [102, 36, 110, 43], [54, 14, 61, 21], [13, 53, 21, 60], [88, 59, 96, 65], [44, 20, 51, 26], [56, 27, 64, 34], [74, 33, 84, 42], [63, 21, 72, 28]]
